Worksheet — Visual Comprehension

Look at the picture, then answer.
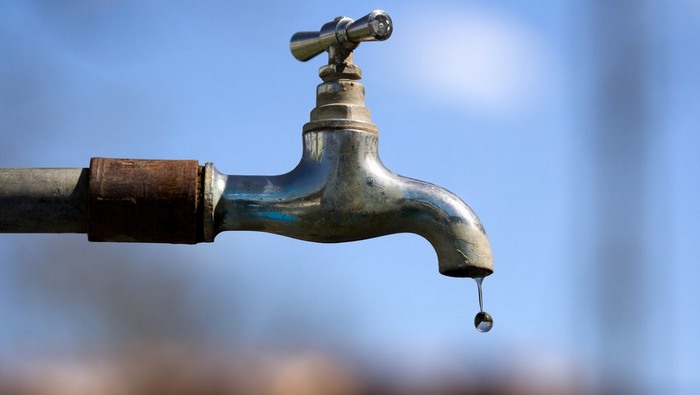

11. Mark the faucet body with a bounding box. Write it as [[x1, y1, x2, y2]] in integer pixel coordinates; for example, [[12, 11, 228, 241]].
[[205, 128, 492, 277]]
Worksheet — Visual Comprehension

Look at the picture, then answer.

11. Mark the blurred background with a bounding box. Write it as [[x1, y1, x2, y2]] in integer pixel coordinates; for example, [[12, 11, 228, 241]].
[[0, 1, 698, 394]]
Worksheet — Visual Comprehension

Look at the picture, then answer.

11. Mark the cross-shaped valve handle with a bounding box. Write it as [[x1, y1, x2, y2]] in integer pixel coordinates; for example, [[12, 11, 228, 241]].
[[290, 10, 393, 62]]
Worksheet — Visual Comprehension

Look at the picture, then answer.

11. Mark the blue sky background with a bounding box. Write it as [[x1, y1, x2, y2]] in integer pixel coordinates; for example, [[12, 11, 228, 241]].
[[1, 1, 699, 393]]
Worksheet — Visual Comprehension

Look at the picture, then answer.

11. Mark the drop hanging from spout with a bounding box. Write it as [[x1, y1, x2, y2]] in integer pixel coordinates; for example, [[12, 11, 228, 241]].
[[474, 278, 493, 333]]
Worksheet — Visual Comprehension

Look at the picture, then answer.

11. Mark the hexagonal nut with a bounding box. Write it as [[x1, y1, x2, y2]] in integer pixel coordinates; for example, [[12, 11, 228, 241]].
[[311, 104, 372, 122]]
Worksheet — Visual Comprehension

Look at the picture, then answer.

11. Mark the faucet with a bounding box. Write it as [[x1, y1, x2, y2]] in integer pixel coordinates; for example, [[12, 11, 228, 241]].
[[0, 11, 493, 279]]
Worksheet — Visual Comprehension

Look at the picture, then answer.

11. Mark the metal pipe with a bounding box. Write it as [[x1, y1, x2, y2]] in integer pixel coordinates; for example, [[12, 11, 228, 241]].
[[0, 168, 88, 233], [0, 159, 204, 243]]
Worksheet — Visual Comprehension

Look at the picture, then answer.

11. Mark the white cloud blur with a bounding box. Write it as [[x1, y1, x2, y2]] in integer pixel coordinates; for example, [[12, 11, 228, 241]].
[[395, 5, 557, 114]]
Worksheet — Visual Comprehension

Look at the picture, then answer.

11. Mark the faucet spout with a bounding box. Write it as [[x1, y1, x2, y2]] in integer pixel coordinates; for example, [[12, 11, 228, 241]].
[[204, 128, 493, 278]]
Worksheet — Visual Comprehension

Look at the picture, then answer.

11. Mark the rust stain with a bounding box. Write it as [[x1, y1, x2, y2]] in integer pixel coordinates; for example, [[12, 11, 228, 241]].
[[87, 158, 203, 244]]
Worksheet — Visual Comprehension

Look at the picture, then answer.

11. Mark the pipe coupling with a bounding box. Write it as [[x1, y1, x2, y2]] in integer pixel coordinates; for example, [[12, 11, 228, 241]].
[[87, 158, 203, 244]]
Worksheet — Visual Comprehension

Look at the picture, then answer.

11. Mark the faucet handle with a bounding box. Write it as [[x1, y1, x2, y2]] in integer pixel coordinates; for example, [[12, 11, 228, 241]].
[[290, 10, 393, 62]]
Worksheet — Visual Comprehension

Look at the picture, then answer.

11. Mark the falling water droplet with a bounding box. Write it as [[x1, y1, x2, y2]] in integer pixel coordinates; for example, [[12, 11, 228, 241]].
[[473, 277, 493, 333], [474, 311, 494, 333]]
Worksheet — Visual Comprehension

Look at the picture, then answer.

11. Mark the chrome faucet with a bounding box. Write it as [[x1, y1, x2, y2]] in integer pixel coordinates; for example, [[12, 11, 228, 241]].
[[203, 11, 493, 278], [0, 10, 493, 278]]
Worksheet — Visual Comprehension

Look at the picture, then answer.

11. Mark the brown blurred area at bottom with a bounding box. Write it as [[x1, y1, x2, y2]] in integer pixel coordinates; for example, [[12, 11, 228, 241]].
[[0, 347, 587, 395]]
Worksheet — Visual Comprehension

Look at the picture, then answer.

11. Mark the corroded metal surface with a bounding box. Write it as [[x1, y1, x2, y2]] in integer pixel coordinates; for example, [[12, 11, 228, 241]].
[[87, 158, 202, 244]]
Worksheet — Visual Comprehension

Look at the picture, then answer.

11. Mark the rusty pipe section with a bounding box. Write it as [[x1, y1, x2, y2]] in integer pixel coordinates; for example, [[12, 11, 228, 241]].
[[87, 158, 202, 243], [0, 159, 204, 244]]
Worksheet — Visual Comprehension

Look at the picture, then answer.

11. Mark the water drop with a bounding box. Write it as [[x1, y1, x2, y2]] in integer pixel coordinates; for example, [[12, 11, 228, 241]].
[[473, 277, 493, 333], [474, 311, 494, 333]]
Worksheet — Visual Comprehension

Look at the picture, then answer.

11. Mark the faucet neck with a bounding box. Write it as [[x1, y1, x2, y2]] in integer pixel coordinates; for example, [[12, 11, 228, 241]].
[[304, 54, 378, 135]]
